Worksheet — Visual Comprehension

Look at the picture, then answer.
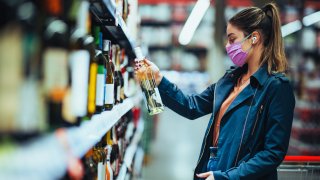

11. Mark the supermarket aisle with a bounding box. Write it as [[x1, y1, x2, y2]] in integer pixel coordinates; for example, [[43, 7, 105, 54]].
[[143, 108, 210, 180]]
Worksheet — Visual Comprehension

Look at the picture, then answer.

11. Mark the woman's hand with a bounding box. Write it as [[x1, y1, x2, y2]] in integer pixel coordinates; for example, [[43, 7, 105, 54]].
[[134, 59, 163, 86], [196, 171, 215, 180]]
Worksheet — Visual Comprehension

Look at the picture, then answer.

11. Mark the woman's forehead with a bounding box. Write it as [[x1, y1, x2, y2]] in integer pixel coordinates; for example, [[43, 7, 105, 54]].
[[226, 23, 243, 36]]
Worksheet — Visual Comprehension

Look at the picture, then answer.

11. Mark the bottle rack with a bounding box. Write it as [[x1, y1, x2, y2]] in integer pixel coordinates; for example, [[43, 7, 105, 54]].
[[90, 0, 136, 59], [0, 0, 144, 179], [0, 94, 143, 179], [117, 117, 144, 180]]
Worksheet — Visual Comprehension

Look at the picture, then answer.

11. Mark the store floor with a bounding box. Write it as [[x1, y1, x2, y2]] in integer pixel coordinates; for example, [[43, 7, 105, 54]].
[[142, 108, 210, 180]]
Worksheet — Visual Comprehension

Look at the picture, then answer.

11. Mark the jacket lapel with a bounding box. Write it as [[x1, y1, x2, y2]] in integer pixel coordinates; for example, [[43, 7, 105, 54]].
[[213, 75, 234, 116], [223, 84, 255, 117]]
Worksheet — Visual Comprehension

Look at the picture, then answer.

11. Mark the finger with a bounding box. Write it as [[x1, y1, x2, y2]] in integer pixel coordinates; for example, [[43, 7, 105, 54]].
[[143, 59, 152, 66], [205, 177, 214, 180], [134, 64, 142, 70], [196, 172, 212, 178]]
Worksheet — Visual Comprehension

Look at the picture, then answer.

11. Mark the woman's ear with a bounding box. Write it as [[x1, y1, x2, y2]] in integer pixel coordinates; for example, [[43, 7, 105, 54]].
[[251, 31, 261, 45]]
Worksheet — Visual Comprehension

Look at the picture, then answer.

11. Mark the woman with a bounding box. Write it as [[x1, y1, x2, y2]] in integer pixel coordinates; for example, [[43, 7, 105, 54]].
[[135, 2, 295, 180]]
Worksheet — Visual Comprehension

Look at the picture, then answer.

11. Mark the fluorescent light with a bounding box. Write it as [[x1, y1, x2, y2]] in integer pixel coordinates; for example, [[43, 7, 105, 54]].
[[303, 11, 320, 26], [281, 20, 302, 37], [178, 0, 210, 45]]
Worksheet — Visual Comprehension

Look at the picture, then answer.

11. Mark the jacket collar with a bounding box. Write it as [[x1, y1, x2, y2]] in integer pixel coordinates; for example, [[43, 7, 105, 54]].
[[213, 64, 269, 117], [251, 64, 269, 87], [226, 63, 269, 87]]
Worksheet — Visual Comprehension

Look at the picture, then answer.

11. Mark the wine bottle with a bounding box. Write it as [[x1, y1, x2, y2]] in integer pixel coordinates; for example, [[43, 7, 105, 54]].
[[103, 40, 114, 110], [106, 145, 114, 180], [43, 18, 69, 129], [95, 50, 106, 113], [0, 0, 46, 136], [94, 141, 106, 180], [115, 46, 122, 104], [125, 66, 136, 97], [93, 26, 106, 113], [134, 47, 164, 115], [112, 46, 118, 105], [68, 34, 90, 120], [119, 50, 126, 103], [84, 36, 98, 117], [122, 0, 129, 22]]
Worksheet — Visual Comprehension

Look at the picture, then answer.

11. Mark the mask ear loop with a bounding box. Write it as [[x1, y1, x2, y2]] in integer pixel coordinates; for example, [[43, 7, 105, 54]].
[[240, 34, 253, 53]]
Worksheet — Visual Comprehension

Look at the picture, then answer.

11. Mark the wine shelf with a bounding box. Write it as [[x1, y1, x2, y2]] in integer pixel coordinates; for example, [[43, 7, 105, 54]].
[[90, 0, 136, 59], [117, 118, 144, 180], [0, 95, 141, 180]]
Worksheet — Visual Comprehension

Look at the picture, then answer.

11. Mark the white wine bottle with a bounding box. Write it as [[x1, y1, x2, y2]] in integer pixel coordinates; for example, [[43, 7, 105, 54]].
[[103, 40, 114, 110], [134, 47, 164, 115]]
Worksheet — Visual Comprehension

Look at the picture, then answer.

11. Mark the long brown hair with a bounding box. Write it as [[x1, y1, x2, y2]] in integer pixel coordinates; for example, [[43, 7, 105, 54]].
[[229, 2, 287, 73]]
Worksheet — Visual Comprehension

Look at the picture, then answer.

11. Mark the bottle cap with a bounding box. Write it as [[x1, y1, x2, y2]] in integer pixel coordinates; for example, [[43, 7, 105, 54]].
[[134, 47, 144, 61], [103, 40, 111, 52], [95, 50, 102, 56]]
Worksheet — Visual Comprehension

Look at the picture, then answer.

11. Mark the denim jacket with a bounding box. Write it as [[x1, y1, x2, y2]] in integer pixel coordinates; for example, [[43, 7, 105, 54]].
[[158, 64, 295, 180]]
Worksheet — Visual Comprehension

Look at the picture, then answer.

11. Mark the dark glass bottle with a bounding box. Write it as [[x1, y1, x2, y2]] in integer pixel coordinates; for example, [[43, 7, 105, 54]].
[[93, 25, 106, 113], [103, 40, 114, 110], [95, 50, 106, 114]]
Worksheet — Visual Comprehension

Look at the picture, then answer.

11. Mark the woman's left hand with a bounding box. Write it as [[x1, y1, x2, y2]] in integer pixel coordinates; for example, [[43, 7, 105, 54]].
[[196, 171, 215, 180]]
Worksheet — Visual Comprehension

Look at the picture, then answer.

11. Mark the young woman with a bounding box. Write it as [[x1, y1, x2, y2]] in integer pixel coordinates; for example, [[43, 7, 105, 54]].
[[135, 2, 295, 180]]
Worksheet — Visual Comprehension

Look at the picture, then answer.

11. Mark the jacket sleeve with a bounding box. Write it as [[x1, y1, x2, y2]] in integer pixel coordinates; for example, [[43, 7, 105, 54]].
[[212, 80, 295, 180], [158, 77, 215, 120]]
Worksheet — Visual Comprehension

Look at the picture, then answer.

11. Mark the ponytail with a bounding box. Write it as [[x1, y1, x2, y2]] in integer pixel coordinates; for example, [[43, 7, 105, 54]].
[[229, 2, 288, 73], [261, 3, 287, 73]]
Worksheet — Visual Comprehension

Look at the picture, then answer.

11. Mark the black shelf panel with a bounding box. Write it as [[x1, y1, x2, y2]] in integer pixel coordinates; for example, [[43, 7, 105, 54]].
[[90, 0, 136, 59], [140, 19, 185, 27], [141, 20, 172, 27], [148, 45, 173, 51]]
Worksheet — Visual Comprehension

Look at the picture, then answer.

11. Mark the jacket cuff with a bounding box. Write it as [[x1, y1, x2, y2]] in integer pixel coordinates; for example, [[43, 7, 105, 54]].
[[158, 77, 171, 92], [213, 169, 239, 180]]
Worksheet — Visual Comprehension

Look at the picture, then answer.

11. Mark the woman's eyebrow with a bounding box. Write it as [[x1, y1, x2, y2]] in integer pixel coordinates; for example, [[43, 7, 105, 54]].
[[227, 33, 235, 37]]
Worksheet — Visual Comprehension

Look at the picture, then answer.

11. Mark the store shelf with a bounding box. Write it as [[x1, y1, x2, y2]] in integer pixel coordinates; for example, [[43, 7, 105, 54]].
[[0, 96, 141, 180], [149, 45, 173, 52], [291, 119, 320, 144], [90, 0, 136, 59], [288, 138, 320, 156], [117, 118, 144, 180], [67, 97, 138, 157], [141, 20, 172, 27]]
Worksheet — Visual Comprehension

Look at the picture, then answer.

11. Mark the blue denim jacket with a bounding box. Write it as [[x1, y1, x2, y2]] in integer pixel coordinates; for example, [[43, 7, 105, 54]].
[[158, 65, 295, 180]]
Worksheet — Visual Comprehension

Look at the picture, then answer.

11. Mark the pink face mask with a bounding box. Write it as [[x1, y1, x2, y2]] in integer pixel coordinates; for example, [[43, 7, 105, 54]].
[[226, 34, 252, 67]]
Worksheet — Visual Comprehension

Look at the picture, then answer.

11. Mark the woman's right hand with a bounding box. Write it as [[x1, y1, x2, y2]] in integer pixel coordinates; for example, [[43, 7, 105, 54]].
[[134, 59, 163, 86]]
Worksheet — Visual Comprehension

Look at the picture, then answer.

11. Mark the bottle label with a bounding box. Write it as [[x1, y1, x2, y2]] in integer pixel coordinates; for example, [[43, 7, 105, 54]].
[[123, 71, 129, 96], [117, 85, 121, 101], [43, 48, 68, 96], [154, 87, 164, 105], [106, 160, 113, 179], [88, 63, 98, 114], [105, 84, 115, 104], [69, 50, 90, 117], [97, 162, 106, 180], [96, 74, 105, 106], [142, 91, 150, 112]]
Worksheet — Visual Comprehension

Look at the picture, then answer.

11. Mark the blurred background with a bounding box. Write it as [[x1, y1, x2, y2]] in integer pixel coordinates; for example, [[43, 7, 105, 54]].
[[0, 0, 320, 179]]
